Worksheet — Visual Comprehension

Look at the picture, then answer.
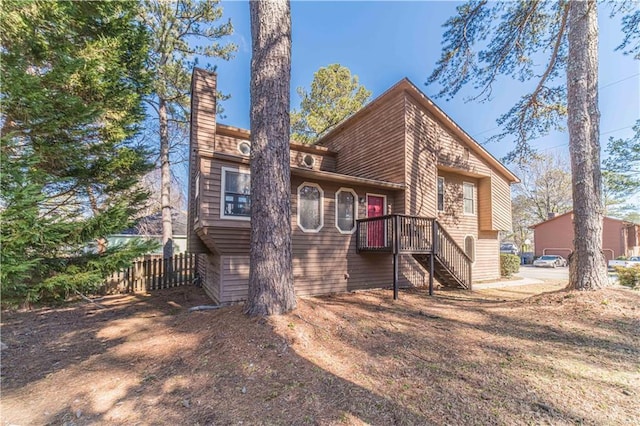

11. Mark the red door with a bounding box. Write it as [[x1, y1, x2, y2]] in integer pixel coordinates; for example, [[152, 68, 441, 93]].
[[367, 195, 385, 247]]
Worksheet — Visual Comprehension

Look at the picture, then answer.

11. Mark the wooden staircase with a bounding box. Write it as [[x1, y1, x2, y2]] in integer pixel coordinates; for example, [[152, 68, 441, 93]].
[[356, 215, 472, 295], [412, 254, 470, 289]]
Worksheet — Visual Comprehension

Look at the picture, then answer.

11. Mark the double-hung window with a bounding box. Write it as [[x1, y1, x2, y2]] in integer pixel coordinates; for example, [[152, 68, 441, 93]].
[[221, 167, 251, 220], [463, 182, 476, 215]]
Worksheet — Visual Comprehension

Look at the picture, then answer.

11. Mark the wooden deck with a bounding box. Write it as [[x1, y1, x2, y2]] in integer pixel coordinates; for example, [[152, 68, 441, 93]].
[[356, 215, 472, 297]]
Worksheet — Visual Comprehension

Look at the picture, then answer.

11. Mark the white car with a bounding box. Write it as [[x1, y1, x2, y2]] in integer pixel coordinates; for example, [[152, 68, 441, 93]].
[[608, 256, 640, 271], [533, 255, 567, 268]]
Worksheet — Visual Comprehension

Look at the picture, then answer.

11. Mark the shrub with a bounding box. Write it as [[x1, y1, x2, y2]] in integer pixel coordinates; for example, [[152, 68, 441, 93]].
[[500, 254, 520, 277], [616, 266, 640, 289]]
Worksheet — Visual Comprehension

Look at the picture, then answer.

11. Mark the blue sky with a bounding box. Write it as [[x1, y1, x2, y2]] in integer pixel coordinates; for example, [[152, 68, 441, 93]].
[[206, 1, 639, 164]]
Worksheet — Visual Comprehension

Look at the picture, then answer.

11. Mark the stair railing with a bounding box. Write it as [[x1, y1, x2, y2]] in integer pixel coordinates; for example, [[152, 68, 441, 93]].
[[356, 215, 473, 290], [433, 221, 472, 289]]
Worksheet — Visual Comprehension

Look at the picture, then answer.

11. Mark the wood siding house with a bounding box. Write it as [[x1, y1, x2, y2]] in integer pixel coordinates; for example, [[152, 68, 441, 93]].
[[530, 211, 640, 261], [187, 68, 519, 304]]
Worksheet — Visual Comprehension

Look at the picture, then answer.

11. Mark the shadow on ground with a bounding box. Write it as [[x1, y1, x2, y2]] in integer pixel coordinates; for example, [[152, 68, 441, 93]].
[[1, 285, 638, 425]]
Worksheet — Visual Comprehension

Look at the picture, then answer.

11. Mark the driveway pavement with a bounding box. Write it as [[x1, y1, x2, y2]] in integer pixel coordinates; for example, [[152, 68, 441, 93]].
[[517, 264, 569, 281], [474, 264, 568, 290], [474, 264, 621, 290]]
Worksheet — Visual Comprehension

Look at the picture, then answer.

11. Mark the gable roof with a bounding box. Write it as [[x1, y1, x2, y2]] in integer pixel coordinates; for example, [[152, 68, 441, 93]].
[[123, 209, 188, 236], [529, 211, 574, 229], [529, 210, 640, 229], [315, 78, 520, 184]]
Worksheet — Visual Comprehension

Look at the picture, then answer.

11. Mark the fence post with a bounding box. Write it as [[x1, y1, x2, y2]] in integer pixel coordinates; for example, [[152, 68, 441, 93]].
[[190, 254, 194, 283], [174, 254, 179, 287]]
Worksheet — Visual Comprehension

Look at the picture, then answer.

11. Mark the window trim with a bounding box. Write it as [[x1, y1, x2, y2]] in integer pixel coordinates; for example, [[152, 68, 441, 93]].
[[335, 187, 358, 234], [194, 171, 201, 222], [220, 166, 251, 221], [237, 141, 251, 156], [463, 181, 476, 216], [301, 154, 315, 168], [297, 182, 324, 233], [437, 176, 445, 212], [464, 234, 476, 264]]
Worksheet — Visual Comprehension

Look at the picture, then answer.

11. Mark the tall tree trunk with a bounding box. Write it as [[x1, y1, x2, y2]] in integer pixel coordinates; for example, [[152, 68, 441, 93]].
[[159, 96, 174, 259], [246, 0, 296, 315], [566, 0, 607, 290]]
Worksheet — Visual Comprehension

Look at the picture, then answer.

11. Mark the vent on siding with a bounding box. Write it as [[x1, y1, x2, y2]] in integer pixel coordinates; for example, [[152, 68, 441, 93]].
[[301, 154, 315, 168]]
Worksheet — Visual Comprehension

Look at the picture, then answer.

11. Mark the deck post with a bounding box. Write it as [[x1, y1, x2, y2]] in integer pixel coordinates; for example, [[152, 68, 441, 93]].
[[393, 215, 399, 300], [393, 252, 399, 300], [429, 220, 437, 296]]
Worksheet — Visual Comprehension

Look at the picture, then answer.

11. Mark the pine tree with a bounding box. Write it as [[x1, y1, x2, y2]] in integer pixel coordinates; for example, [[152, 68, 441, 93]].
[[291, 64, 371, 144], [138, 0, 235, 259], [428, 1, 638, 290], [246, 0, 296, 316], [1, 0, 156, 305]]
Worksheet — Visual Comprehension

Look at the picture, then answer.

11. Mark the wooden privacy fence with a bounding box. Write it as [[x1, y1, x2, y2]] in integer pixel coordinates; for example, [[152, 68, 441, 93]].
[[102, 253, 197, 294]]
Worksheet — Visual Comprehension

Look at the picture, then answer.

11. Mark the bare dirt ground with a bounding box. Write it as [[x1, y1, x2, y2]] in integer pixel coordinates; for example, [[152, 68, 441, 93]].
[[1, 283, 639, 425]]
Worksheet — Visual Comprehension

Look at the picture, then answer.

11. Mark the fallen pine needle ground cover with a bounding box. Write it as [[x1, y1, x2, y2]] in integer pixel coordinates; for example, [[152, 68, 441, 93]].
[[1, 284, 638, 425]]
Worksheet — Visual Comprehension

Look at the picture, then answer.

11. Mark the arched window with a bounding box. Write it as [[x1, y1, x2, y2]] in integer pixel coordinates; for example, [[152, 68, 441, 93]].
[[464, 235, 475, 262], [297, 182, 323, 232]]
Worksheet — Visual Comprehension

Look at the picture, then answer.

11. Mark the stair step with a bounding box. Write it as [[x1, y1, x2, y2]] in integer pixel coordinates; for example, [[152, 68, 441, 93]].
[[412, 253, 468, 290]]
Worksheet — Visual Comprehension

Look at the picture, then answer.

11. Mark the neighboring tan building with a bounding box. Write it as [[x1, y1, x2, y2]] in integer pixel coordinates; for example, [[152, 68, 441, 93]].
[[187, 68, 519, 304], [109, 210, 189, 254], [530, 211, 640, 261]]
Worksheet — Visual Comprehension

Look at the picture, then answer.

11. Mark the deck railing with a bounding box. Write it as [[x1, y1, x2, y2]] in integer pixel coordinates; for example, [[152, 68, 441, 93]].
[[356, 214, 472, 293], [356, 214, 395, 252], [398, 215, 434, 253], [357, 215, 435, 253]]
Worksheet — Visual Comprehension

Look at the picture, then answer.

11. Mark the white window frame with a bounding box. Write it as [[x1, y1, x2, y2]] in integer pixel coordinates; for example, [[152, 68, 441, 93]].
[[237, 141, 251, 156], [335, 188, 358, 234], [437, 176, 445, 212], [194, 171, 201, 222], [464, 234, 476, 264], [220, 166, 251, 221], [463, 181, 476, 216], [297, 182, 324, 233], [366, 193, 388, 217]]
